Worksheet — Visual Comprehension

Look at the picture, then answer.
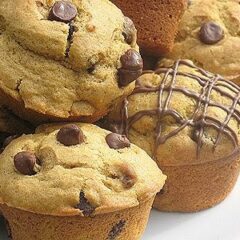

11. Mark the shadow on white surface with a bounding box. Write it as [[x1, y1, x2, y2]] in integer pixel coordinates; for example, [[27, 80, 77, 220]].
[[0, 180, 239, 240], [143, 179, 240, 240]]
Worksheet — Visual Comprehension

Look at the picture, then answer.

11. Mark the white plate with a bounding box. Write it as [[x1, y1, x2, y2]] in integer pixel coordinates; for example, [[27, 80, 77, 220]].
[[1, 179, 240, 240]]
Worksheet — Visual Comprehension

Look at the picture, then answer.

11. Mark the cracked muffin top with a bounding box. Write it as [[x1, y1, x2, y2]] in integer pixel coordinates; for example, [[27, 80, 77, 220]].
[[105, 60, 240, 166], [0, 0, 142, 123], [158, 0, 240, 84], [0, 123, 166, 216]]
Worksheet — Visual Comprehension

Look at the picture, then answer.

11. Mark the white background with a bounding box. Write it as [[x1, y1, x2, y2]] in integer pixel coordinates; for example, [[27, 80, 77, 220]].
[[1, 179, 239, 240]]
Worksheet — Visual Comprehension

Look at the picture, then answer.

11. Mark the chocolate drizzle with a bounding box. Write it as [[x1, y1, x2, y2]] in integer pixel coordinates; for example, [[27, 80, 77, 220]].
[[119, 60, 240, 158]]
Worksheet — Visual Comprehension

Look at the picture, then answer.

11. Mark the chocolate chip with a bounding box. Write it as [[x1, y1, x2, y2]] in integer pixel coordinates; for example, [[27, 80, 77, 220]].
[[106, 133, 130, 149], [199, 22, 224, 45], [57, 124, 84, 146], [14, 151, 38, 175], [188, 0, 192, 6], [76, 191, 95, 216], [118, 164, 137, 189], [118, 49, 143, 87], [87, 65, 95, 74], [108, 220, 126, 240], [122, 17, 136, 45], [68, 23, 76, 41], [49, 1, 77, 23]]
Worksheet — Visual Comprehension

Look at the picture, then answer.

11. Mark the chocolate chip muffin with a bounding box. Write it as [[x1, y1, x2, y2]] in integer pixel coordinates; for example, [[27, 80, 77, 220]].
[[159, 0, 240, 84], [0, 0, 143, 124], [0, 123, 166, 239], [0, 106, 32, 150], [104, 59, 240, 212], [111, 0, 187, 56]]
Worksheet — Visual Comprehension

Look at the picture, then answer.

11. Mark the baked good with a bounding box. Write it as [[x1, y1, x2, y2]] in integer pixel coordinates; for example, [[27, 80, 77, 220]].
[[104, 59, 240, 212], [0, 123, 166, 239], [159, 0, 240, 84], [0, 0, 143, 124], [111, 0, 187, 56], [0, 106, 32, 150]]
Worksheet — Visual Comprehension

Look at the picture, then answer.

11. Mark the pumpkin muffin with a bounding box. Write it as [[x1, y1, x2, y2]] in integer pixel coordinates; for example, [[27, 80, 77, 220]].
[[0, 123, 166, 239], [104, 59, 240, 212], [111, 0, 187, 56], [158, 0, 240, 84], [0, 0, 143, 124]]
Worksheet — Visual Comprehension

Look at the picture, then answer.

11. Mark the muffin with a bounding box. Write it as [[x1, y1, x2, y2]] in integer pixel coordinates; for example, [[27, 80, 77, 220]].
[[0, 106, 32, 150], [0, 123, 166, 239], [111, 0, 187, 56], [159, 0, 240, 84], [104, 59, 240, 212], [0, 0, 143, 124]]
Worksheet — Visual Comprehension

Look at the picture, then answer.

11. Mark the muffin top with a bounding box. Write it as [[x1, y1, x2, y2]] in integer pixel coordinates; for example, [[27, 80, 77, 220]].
[[159, 0, 240, 83], [0, 0, 142, 122], [0, 123, 165, 216], [106, 60, 240, 166]]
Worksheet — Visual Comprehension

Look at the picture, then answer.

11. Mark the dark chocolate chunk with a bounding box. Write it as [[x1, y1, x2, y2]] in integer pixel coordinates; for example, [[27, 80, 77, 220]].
[[87, 65, 95, 74], [199, 22, 224, 44], [122, 17, 136, 45], [14, 151, 38, 175], [118, 49, 143, 87], [76, 191, 95, 216], [106, 133, 130, 149], [57, 124, 84, 146], [118, 164, 137, 188], [121, 172, 137, 188], [49, 1, 77, 23], [108, 220, 126, 240]]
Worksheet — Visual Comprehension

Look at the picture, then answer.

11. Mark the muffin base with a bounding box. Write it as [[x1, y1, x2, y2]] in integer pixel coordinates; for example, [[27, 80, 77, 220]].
[[0, 198, 154, 240], [154, 155, 240, 212]]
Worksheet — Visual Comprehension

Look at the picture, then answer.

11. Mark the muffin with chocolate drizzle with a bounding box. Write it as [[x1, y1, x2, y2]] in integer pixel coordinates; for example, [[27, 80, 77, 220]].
[[0, 0, 142, 124], [105, 59, 240, 212], [0, 123, 166, 239]]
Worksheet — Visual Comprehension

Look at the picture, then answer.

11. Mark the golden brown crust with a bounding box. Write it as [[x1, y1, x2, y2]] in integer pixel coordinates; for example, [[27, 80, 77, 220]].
[[154, 155, 240, 212], [0, 198, 154, 240], [0, 88, 112, 125]]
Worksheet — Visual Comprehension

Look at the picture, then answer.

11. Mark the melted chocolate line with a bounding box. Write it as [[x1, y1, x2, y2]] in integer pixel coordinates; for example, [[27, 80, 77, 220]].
[[121, 60, 240, 159], [214, 91, 240, 148], [132, 85, 240, 122]]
